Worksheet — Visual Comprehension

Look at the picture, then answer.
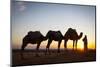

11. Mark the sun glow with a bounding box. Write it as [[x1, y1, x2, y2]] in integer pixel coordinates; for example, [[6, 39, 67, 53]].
[[77, 40, 84, 50], [48, 40, 95, 50]]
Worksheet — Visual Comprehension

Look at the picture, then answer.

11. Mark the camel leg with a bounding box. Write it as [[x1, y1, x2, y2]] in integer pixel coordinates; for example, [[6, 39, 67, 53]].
[[64, 40, 67, 50], [58, 40, 62, 53], [45, 39, 52, 55], [75, 40, 78, 50], [21, 42, 27, 59], [48, 40, 52, 55], [36, 42, 41, 57], [73, 40, 75, 50]]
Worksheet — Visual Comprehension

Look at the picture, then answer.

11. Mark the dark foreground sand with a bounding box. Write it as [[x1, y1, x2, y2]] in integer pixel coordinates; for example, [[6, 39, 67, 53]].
[[12, 49, 96, 66]]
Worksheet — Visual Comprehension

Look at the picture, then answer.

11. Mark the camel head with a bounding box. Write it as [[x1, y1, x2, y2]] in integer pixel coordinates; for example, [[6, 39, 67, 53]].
[[40, 33, 47, 41], [78, 32, 83, 39], [45, 30, 53, 39]]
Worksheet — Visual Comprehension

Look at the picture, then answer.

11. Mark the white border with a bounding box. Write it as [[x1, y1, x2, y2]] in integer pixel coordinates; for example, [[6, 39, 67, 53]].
[[0, 0, 10, 67], [19, 0, 96, 5]]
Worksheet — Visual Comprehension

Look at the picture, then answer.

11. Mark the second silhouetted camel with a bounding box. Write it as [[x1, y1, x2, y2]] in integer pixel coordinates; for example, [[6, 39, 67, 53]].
[[45, 30, 64, 54]]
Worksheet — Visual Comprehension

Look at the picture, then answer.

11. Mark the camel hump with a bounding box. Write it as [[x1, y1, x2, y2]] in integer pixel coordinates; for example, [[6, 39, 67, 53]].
[[53, 30, 63, 37], [64, 28, 76, 38], [67, 28, 77, 34], [46, 30, 59, 37], [57, 30, 61, 33], [49, 30, 61, 36], [27, 31, 43, 39], [28, 31, 40, 35]]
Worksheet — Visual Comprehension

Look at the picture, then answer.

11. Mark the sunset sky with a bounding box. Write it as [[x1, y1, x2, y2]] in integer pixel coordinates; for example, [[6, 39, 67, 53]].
[[11, 1, 96, 50]]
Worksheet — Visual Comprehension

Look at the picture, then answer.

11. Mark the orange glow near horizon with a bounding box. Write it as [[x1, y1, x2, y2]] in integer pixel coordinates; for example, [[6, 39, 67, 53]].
[[12, 35, 95, 50], [46, 40, 95, 50], [12, 38, 95, 50]]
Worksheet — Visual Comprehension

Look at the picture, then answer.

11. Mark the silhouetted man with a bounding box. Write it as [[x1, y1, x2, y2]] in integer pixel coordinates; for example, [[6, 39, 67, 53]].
[[83, 35, 88, 51]]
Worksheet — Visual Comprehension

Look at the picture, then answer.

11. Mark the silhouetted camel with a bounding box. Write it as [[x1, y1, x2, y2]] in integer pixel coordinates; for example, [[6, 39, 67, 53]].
[[64, 28, 83, 50], [21, 31, 47, 58], [83, 35, 88, 51], [45, 30, 64, 54]]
